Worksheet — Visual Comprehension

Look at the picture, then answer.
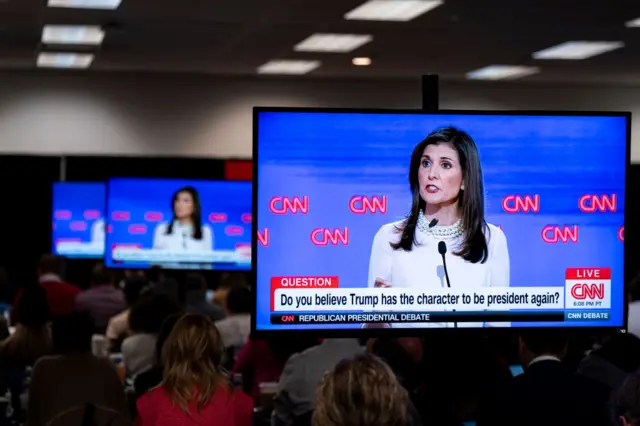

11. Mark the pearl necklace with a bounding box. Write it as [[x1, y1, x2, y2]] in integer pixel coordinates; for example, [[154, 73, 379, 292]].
[[416, 210, 463, 240]]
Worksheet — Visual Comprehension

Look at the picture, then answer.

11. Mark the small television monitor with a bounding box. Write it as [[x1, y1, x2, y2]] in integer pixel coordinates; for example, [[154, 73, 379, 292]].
[[52, 182, 106, 259], [105, 178, 252, 270], [253, 108, 629, 333]]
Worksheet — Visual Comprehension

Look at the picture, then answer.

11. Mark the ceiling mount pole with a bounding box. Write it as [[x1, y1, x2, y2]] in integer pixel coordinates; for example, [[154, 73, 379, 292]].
[[421, 74, 439, 112]]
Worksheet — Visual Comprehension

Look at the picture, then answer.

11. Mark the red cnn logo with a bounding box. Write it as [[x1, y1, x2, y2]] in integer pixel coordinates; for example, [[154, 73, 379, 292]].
[[542, 225, 579, 243], [619, 226, 624, 242], [311, 228, 349, 246], [281, 315, 295, 322], [502, 195, 540, 213], [257, 229, 270, 247], [269, 196, 309, 214], [578, 194, 617, 213], [570, 283, 605, 300], [349, 196, 387, 214]]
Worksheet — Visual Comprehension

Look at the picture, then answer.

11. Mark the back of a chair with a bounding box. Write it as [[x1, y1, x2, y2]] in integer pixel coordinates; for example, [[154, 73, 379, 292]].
[[46, 404, 132, 426]]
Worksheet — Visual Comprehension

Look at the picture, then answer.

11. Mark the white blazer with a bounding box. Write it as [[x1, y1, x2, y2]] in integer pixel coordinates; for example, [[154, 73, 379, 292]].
[[152, 221, 214, 252], [368, 220, 510, 328], [91, 219, 105, 243]]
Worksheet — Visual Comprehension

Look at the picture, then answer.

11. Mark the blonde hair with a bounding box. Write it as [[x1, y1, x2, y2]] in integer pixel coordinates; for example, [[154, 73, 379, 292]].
[[313, 354, 409, 426], [161, 314, 230, 414], [1, 323, 52, 367]]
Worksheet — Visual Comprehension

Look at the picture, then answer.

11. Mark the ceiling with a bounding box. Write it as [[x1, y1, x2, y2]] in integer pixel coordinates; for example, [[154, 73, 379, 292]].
[[3, 0, 640, 83]]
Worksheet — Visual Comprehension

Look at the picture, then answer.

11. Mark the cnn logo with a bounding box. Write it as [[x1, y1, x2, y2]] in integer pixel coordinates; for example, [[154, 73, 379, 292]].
[[570, 283, 605, 300], [542, 226, 579, 244], [311, 228, 349, 246], [349, 196, 387, 214], [269, 196, 309, 214], [502, 195, 540, 213], [578, 194, 617, 213]]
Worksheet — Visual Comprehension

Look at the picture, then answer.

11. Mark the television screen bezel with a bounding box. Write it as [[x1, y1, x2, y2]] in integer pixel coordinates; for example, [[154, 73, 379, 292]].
[[105, 176, 253, 272], [251, 106, 631, 338]]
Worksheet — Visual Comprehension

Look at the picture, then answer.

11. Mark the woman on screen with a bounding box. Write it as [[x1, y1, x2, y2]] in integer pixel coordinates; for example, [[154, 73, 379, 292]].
[[152, 186, 214, 252], [368, 126, 510, 328]]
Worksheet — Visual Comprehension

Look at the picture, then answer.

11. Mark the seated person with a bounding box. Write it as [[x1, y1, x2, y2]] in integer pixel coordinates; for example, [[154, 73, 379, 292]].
[[313, 353, 414, 426], [11, 254, 80, 322], [135, 314, 253, 426], [215, 285, 251, 351], [578, 332, 640, 391], [478, 330, 611, 426], [272, 339, 363, 426], [122, 293, 182, 376], [75, 263, 126, 334], [26, 312, 129, 426], [106, 276, 148, 351], [185, 273, 224, 321], [613, 373, 640, 426]]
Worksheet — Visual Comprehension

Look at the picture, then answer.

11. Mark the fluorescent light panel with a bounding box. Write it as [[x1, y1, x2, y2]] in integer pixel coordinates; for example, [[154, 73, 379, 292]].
[[345, 0, 443, 22], [295, 33, 372, 53], [42, 25, 105, 45], [47, 0, 121, 9], [37, 52, 95, 69], [352, 57, 372, 66], [532, 41, 624, 60], [625, 17, 640, 28], [258, 60, 320, 75], [466, 65, 540, 81]]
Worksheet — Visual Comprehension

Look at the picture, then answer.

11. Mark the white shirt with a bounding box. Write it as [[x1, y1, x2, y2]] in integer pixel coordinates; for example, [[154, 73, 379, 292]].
[[91, 219, 105, 244], [528, 355, 561, 367], [152, 221, 213, 252], [215, 313, 251, 350], [368, 220, 510, 328]]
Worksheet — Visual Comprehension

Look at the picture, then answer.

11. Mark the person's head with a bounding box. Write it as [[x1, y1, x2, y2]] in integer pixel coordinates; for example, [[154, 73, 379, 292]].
[[518, 330, 568, 367], [629, 272, 640, 303], [225, 285, 251, 316], [392, 126, 487, 263], [162, 314, 229, 413], [185, 273, 207, 294], [147, 265, 165, 284], [17, 284, 50, 327], [90, 263, 113, 287], [313, 354, 409, 426], [123, 276, 148, 307], [167, 186, 203, 240], [614, 373, 640, 426], [37, 254, 64, 278], [129, 293, 183, 335], [51, 312, 94, 354]]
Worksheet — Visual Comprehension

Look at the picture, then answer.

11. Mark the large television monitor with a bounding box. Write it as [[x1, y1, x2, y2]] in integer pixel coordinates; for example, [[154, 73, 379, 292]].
[[253, 108, 629, 333], [105, 178, 252, 270], [52, 182, 106, 259]]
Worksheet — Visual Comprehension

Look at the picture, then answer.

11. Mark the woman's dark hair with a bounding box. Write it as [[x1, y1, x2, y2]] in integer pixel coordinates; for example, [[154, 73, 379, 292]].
[[128, 293, 183, 334], [391, 126, 488, 263], [226, 285, 252, 314], [154, 314, 181, 364], [166, 186, 203, 240]]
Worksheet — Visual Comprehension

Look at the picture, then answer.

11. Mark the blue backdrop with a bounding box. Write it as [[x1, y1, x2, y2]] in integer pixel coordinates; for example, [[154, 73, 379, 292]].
[[52, 182, 106, 259], [255, 111, 627, 330], [106, 178, 252, 270]]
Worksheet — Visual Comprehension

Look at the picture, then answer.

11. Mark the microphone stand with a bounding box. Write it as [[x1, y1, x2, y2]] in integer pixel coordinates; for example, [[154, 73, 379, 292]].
[[438, 241, 457, 328]]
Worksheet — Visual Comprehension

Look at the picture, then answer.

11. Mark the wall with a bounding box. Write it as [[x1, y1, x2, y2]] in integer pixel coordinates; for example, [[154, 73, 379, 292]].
[[0, 71, 638, 162]]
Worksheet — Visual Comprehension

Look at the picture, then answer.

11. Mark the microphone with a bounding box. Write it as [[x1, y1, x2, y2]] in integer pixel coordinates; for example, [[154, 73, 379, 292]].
[[182, 230, 188, 249], [438, 241, 457, 328], [428, 218, 438, 228]]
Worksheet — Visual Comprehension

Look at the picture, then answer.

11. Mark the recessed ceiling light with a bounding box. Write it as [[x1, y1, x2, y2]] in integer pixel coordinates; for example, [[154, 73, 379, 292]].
[[466, 65, 540, 81], [532, 41, 624, 60], [47, 0, 121, 9], [625, 17, 640, 27], [352, 57, 372, 66], [42, 25, 105, 45], [345, 0, 443, 22], [257, 60, 321, 75], [295, 33, 372, 53], [37, 52, 95, 69]]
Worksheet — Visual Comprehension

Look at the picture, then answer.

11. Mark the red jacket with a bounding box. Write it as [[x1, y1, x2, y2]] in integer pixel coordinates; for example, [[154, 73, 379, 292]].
[[136, 386, 253, 426], [11, 276, 81, 323]]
